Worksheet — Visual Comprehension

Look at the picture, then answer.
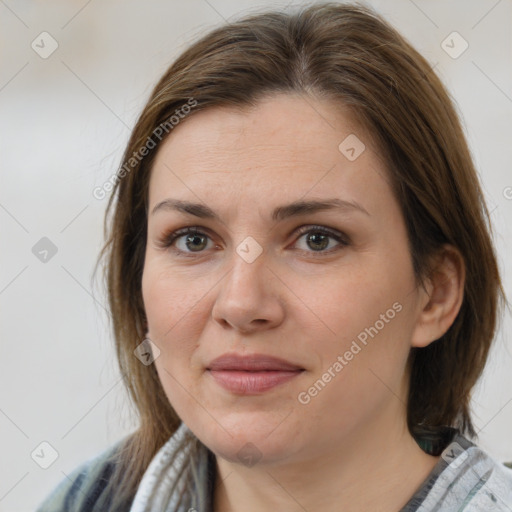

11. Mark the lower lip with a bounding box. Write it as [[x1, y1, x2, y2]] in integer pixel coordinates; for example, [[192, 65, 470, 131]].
[[207, 370, 303, 394]]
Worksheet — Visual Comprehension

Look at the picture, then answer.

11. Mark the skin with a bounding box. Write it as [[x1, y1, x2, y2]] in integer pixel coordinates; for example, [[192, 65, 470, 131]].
[[141, 93, 465, 511]]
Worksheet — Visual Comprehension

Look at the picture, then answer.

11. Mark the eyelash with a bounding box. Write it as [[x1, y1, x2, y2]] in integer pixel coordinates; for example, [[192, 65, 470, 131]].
[[156, 225, 350, 258]]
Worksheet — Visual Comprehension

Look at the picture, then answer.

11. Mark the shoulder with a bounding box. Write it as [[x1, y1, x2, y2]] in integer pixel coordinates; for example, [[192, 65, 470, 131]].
[[454, 434, 512, 509], [35, 437, 129, 512], [481, 454, 512, 510], [418, 434, 512, 511]]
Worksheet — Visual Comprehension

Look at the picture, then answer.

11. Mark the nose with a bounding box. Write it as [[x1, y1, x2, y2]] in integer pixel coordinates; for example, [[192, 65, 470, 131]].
[[211, 250, 285, 334]]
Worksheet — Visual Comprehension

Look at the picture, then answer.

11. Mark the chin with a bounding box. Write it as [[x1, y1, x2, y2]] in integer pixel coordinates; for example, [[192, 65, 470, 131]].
[[197, 420, 300, 467], [210, 439, 292, 467]]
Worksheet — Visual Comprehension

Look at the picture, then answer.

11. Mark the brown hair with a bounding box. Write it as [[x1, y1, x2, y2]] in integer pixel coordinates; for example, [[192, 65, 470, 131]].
[[94, 2, 506, 509]]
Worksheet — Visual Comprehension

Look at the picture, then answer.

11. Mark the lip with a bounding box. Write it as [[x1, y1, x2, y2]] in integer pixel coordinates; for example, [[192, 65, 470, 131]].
[[207, 353, 304, 372], [207, 369, 303, 395], [206, 353, 305, 395]]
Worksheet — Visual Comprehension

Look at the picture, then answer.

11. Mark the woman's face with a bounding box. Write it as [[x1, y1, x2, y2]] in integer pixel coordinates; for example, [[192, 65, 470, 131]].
[[142, 93, 428, 465]]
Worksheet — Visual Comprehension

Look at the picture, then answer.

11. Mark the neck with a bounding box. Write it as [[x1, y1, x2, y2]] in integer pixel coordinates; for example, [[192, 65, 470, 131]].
[[212, 407, 440, 512]]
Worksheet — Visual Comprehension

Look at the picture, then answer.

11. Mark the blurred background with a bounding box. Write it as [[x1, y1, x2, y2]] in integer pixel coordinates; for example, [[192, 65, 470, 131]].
[[1, 0, 511, 510]]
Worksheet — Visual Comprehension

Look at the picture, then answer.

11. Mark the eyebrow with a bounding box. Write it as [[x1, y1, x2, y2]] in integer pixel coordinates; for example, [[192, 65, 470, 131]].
[[151, 197, 370, 220]]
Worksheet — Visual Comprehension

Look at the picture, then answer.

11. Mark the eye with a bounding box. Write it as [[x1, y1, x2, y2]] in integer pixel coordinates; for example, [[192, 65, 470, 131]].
[[292, 225, 349, 255], [157, 227, 216, 255], [156, 224, 350, 257]]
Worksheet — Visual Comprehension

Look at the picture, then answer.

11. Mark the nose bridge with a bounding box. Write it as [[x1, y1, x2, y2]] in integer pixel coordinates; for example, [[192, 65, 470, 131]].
[[212, 241, 284, 331], [222, 225, 267, 284], [223, 243, 268, 301]]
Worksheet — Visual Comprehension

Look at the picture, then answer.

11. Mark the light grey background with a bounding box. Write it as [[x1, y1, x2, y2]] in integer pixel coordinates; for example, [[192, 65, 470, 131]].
[[1, 0, 511, 510]]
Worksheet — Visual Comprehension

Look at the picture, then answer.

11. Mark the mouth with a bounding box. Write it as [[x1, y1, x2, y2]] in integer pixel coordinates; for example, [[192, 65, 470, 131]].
[[207, 353, 304, 372], [206, 353, 305, 395], [206, 368, 304, 395]]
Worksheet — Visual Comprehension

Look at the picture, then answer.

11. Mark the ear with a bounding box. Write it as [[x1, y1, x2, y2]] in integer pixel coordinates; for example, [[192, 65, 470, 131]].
[[411, 244, 465, 348]]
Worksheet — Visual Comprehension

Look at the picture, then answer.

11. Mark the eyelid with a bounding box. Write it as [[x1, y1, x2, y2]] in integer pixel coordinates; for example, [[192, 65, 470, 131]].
[[155, 226, 216, 251], [294, 224, 349, 244], [156, 224, 350, 256]]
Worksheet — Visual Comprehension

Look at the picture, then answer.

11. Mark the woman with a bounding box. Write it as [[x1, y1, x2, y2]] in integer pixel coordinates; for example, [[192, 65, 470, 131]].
[[37, 2, 512, 511]]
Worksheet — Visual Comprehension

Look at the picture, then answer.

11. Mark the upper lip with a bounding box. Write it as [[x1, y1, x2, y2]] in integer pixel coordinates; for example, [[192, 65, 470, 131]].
[[207, 353, 304, 372]]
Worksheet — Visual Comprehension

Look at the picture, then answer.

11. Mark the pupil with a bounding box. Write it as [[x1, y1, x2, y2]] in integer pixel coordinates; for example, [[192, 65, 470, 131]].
[[186, 234, 206, 251], [184, 233, 329, 252], [308, 233, 328, 251]]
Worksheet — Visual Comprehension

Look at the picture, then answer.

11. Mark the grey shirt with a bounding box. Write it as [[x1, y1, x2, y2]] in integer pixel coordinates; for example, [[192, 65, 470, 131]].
[[37, 424, 512, 511], [400, 433, 512, 511]]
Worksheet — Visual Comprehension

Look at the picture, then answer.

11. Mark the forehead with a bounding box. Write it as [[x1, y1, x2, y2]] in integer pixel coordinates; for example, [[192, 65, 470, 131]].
[[154, 93, 372, 165], [148, 93, 392, 216]]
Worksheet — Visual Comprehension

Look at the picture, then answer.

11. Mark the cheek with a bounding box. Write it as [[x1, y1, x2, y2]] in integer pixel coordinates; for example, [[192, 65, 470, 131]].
[[299, 299, 412, 436], [306, 255, 414, 385], [142, 264, 204, 412], [305, 261, 400, 340], [141, 266, 202, 398], [142, 262, 210, 337]]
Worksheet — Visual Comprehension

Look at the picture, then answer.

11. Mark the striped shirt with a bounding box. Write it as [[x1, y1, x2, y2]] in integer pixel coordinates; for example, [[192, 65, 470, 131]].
[[37, 423, 512, 511]]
